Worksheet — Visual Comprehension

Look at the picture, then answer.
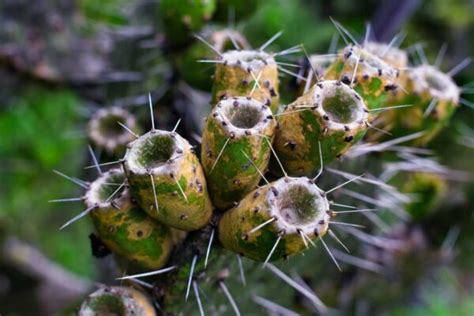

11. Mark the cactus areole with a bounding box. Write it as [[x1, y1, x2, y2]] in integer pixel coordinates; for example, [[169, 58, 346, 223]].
[[219, 177, 330, 261], [124, 130, 213, 231]]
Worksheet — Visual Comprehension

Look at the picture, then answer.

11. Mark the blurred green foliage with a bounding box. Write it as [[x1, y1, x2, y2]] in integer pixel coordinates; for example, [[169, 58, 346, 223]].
[[0, 87, 95, 278]]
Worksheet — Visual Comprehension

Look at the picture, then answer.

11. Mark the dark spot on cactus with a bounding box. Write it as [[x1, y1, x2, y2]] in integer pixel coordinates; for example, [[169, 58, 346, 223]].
[[344, 125, 350, 131], [345, 135, 354, 142], [265, 99, 271, 106], [206, 150, 212, 158], [319, 220, 325, 225], [233, 179, 241, 185], [322, 127, 329, 134], [336, 81, 342, 86], [362, 74, 369, 80], [242, 79, 249, 86], [180, 214, 187, 220], [341, 76, 350, 85], [89, 233, 111, 258], [246, 67, 252, 73], [237, 60, 242, 65], [285, 141, 297, 150], [242, 234, 249, 240], [384, 84, 397, 91], [136, 230, 143, 237], [253, 191, 260, 199], [378, 69, 383, 76], [213, 112, 218, 117], [253, 207, 260, 213], [323, 115, 330, 121], [317, 83, 323, 89], [271, 187, 279, 196], [270, 88, 277, 97], [233, 100, 239, 107], [245, 130, 252, 136], [263, 80, 270, 88], [336, 154, 342, 159]]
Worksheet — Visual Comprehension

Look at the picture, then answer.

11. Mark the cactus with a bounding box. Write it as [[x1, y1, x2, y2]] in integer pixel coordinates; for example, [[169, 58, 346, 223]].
[[211, 49, 280, 113], [79, 286, 156, 316], [325, 45, 401, 110], [379, 64, 460, 145], [274, 80, 369, 176], [201, 96, 276, 209], [219, 177, 330, 261], [85, 169, 173, 270], [123, 130, 213, 231], [160, 0, 216, 46], [397, 172, 447, 220], [44, 9, 470, 315], [364, 41, 409, 69], [176, 28, 250, 90], [87, 107, 140, 157]]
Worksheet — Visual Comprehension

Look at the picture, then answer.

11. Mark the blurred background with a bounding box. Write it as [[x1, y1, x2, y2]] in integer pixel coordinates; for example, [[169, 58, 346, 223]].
[[0, 0, 473, 315]]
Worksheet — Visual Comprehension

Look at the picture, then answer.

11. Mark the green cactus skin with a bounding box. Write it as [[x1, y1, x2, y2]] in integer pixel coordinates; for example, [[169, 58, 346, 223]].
[[274, 80, 369, 177], [211, 50, 280, 113], [85, 169, 173, 271], [325, 45, 401, 110], [87, 107, 140, 157], [378, 65, 460, 146], [124, 130, 213, 231], [214, 0, 262, 22], [398, 172, 446, 220], [160, 0, 216, 46], [79, 286, 156, 316], [218, 177, 330, 261], [364, 42, 409, 69], [176, 28, 250, 90], [201, 97, 276, 210]]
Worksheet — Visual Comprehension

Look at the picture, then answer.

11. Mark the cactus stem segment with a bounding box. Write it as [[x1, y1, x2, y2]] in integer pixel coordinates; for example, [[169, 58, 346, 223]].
[[88, 107, 140, 155], [116, 265, 177, 280], [125, 130, 212, 231], [219, 177, 331, 261]]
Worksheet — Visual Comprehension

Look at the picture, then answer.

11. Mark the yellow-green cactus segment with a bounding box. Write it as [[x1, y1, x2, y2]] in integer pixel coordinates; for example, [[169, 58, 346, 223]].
[[85, 169, 173, 271], [201, 97, 276, 210], [211, 50, 280, 113], [381, 65, 460, 146], [124, 130, 213, 231], [79, 286, 156, 316], [218, 177, 330, 261], [364, 42, 408, 69], [325, 45, 400, 110], [400, 172, 447, 220], [176, 28, 250, 90], [274, 80, 369, 177], [87, 107, 140, 156], [160, 0, 216, 45]]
